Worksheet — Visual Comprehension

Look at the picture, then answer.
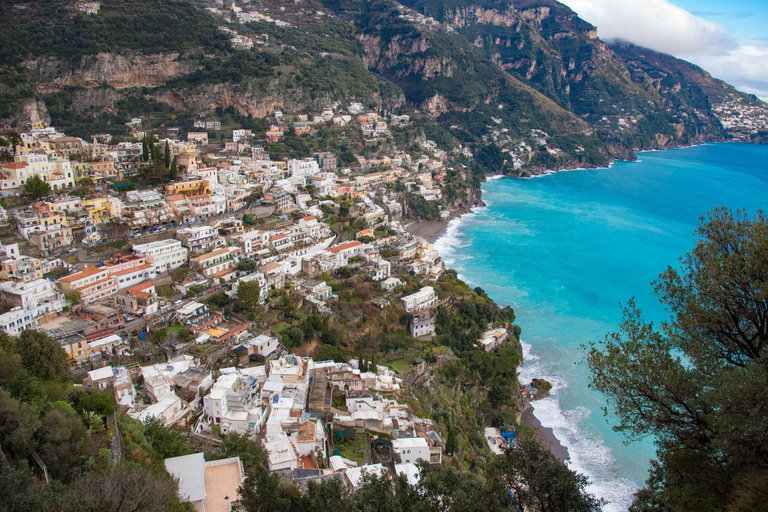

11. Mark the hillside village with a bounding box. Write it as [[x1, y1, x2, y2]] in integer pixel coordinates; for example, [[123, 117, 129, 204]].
[[0, 103, 535, 510]]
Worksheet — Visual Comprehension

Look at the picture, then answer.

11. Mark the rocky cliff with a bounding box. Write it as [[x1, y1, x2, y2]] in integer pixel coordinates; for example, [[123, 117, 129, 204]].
[[23, 52, 201, 93]]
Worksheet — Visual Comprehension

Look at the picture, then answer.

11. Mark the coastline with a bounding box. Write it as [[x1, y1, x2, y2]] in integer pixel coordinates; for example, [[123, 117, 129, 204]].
[[406, 209, 468, 244], [521, 405, 569, 462]]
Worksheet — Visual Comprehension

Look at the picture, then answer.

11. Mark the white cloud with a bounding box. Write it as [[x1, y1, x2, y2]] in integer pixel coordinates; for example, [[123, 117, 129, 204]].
[[691, 39, 768, 100], [562, 0, 735, 55], [560, 0, 768, 101]]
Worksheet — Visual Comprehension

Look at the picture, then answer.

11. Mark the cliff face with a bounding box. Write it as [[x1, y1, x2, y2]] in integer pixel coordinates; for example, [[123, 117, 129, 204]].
[[154, 80, 405, 119], [23, 52, 201, 93]]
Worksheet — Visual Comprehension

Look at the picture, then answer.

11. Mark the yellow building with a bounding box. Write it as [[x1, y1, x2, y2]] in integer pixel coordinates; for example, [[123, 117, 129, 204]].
[[72, 159, 116, 180], [164, 179, 210, 196], [81, 197, 122, 224]]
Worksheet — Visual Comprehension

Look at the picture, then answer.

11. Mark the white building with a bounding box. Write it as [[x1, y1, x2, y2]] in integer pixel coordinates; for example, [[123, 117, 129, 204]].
[[0, 279, 67, 335], [131, 239, 188, 273], [401, 286, 437, 313], [203, 371, 265, 435], [177, 225, 225, 253], [287, 158, 320, 181], [392, 437, 430, 464]]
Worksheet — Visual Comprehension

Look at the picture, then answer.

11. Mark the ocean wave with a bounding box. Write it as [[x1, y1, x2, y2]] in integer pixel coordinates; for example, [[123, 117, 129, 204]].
[[520, 339, 638, 512], [434, 209, 483, 264]]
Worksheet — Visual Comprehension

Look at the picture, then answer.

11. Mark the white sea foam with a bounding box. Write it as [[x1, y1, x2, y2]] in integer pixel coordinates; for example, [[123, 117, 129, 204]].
[[520, 340, 638, 511], [486, 174, 506, 181], [434, 206, 486, 266]]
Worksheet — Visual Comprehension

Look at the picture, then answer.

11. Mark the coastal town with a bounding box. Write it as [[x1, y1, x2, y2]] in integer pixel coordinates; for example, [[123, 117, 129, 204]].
[[0, 103, 554, 510]]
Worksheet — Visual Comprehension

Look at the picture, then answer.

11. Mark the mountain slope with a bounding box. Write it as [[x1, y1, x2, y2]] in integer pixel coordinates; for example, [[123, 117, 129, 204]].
[[0, 0, 764, 167]]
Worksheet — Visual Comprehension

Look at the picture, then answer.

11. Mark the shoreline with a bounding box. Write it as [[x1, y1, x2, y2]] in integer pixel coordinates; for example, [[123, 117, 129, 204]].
[[406, 209, 467, 244], [521, 405, 570, 462]]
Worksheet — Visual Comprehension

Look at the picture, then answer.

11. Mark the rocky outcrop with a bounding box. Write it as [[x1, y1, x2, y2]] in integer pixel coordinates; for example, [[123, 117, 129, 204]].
[[69, 88, 124, 114], [360, 33, 454, 81], [6, 99, 51, 128], [23, 52, 200, 93], [421, 94, 466, 117], [154, 79, 404, 119]]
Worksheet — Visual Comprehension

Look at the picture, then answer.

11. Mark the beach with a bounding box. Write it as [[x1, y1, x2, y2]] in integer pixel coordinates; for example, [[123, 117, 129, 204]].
[[405, 219, 450, 244], [521, 406, 570, 462]]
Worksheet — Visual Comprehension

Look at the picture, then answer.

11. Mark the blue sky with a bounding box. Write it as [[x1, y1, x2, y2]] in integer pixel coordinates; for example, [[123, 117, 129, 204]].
[[677, 0, 768, 38], [560, 0, 768, 100]]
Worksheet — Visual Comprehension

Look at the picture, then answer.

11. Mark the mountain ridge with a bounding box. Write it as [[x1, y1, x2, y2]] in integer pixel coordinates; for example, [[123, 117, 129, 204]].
[[1, 0, 765, 170]]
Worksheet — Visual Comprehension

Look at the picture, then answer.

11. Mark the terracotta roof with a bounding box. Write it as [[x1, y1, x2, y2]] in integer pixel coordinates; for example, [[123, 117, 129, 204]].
[[166, 194, 186, 201], [302, 216, 316, 221], [127, 280, 154, 294], [329, 241, 362, 254], [2, 162, 28, 169], [59, 265, 107, 283], [258, 262, 282, 273]]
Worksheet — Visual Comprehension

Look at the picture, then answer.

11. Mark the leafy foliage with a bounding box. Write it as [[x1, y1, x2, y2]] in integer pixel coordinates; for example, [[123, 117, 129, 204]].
[[24, 174, 52, 199], [588, 208, 768, 510]]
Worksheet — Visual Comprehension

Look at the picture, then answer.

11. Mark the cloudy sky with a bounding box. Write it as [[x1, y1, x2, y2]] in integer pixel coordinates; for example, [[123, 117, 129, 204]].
[[559, 0, 768, 100]]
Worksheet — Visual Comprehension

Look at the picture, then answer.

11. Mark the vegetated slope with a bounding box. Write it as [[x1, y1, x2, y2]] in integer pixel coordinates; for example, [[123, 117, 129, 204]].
[[0, 0, 405, 133], [396, 0, 751, 151], [0, 0, 760, 161]]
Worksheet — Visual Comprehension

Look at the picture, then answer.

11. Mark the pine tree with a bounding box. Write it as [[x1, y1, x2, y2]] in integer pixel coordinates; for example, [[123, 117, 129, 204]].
[[170, 156, 178, 181], [164, 141, 171, 168], [141, 136, 149, 162], [370, 353, 378, 374]]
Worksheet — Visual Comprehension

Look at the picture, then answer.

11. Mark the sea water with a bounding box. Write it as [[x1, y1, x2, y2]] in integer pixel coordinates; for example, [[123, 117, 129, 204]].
[[435, 143, 768, 511]]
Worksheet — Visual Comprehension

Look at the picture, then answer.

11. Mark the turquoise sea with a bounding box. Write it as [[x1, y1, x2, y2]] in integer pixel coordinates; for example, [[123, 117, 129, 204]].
[[434, 143, 768, 511]]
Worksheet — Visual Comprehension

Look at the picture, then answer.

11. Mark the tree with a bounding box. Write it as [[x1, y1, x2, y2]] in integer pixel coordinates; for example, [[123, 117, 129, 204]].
[[336, 266, 352, 280], [68, 462, 189, 512], [164, 141, 171, 168], [70, 389, 116, 417], [0, 390, 40, 459], [24, 174, 51, 199], [587, 208, 768, 510], [65, 290, 81, 305], [237, 280, 261, 313], [7, 131, 21, 155], [358, 235, 374, 244], [316, 344, 341, 362], [237, 259, 257, 273], [141, 136, 149, 162], [499, 436, 605, 512], [169, 156, 178, 181], [38, 402, 87, 482], [17, 330, 69, 381], [143, 417, 192, 459]]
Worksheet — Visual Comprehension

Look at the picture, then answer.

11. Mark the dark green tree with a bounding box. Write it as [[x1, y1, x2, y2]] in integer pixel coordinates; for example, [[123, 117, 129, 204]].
[[23, 174, 51, 199], [236, 280, 261, 313], [164, 140, 171, 168], [17, 330, 69, 381], [8, 132, 21, 155], [143, 417, 192, 459], [68, 462, 189, 512], [237, 259, 257, 273], [587, 208, 768, 510], [169, 156, 178, 181], [141, 136, 149, 162], [500, 436, 605, 512]]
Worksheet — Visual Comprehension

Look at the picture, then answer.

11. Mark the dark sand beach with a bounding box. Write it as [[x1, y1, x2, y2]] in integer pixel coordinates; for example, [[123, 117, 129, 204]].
[[406, 219, 450, 244], [521, 406, 570, 462]]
